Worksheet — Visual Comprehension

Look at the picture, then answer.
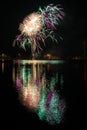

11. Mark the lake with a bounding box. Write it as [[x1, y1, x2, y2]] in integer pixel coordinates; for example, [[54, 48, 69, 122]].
[[0, 59, 87, 129]]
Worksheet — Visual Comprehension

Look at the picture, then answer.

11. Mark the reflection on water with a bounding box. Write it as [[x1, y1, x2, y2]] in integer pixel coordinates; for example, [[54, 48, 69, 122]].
[[13, 60, 66, 125], [2, 61, 4, 73]]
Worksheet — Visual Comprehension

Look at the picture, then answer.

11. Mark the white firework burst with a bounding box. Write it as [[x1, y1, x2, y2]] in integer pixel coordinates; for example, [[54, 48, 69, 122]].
[[19, 12, 42, 37]]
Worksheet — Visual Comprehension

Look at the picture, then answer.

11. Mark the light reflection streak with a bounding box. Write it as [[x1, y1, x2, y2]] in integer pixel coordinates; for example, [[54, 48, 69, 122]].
[[2, 61, 4, 73], [13, 59, 65, 64]]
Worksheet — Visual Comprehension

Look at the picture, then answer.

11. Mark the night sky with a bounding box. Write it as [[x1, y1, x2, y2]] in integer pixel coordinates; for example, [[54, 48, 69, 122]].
[[0, 0, 87, 57]]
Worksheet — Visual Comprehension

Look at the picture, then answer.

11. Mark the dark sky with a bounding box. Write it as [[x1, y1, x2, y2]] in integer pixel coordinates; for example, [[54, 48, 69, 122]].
[[0, 0, 87, 56]]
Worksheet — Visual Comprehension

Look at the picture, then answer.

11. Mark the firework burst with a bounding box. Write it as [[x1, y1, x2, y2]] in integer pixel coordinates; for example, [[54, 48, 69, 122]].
[[19, 12, 42, 37], [13, 4, 65, 58]]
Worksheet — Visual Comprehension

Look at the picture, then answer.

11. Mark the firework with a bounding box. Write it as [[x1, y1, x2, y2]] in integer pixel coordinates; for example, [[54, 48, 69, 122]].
[[38, 4, 65, 29], [13, 4, 65, 57], [19, 12, 42, 37]]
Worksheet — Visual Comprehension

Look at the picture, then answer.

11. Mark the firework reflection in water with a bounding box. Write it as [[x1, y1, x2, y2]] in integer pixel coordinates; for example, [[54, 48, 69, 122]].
[[13, 60, 66, 125]]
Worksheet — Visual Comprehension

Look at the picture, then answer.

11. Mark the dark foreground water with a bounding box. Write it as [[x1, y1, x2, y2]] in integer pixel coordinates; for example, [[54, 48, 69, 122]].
[[0, 60, 87, 129]]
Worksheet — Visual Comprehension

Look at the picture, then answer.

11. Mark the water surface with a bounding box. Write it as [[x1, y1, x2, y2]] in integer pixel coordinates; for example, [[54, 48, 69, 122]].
[[1, 59, 86, 128]]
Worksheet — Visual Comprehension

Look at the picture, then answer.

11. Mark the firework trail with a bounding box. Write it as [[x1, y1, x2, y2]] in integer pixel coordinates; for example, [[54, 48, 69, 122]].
[[13, 4, 65, 57]]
